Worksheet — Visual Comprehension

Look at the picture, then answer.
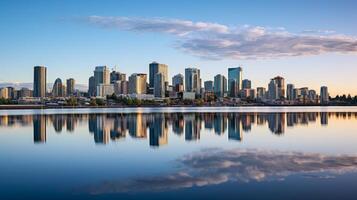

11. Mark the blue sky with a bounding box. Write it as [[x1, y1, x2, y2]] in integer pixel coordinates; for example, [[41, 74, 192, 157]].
[[0, 0, 357, 95]]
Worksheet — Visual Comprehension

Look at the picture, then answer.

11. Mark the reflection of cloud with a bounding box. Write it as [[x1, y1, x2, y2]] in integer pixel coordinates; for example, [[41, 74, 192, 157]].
[[83, 16, 357, 59], [83, 148, 357, 194]]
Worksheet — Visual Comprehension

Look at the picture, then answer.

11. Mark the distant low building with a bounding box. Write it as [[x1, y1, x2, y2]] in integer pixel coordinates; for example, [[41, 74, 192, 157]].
[[96, 84, 114, 97], [183, 92, 196, 100]]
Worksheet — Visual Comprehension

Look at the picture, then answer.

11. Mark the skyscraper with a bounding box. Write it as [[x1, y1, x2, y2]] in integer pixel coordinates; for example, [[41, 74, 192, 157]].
[[185, 68, 201, 94], [88, 76, 96, 96], [268, 79, 278, 100], [128, 73, 147, 94], [242, 79, 252, 89], [33, 66, 47, 98], [149, 62, 168, 88], [204, 80, 214, 92], [94, 66, 110, 86], [256, 87, 266, 100], [320, 86, 329, 104], [172, 74, 184, 87], [154, 73, 165, 98], [214, 74, 227, 98], [110, 71, 126, 83], [66, 78, 75, 96], [52, 78, 64, 97], [272, 76, 285, 99], [287, 84, 295, 101], [228, 67, 242, 97]]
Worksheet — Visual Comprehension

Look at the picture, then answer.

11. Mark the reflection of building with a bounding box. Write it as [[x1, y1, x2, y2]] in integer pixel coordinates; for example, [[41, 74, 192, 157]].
[[214, 113, 226, 135], [228, 114, 242, 141], [93, 115, 110, 144], [320, 112, 328, 125], [33, 115, 46, 143], [128, 114, 147, 138], [149, 114, 168, 147], [268, 113, 285, 135], [185, 115, 200, 141]]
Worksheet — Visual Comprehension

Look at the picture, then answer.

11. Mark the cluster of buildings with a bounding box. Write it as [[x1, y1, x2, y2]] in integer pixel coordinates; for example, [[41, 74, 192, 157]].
[[0, 63, 330, 105]]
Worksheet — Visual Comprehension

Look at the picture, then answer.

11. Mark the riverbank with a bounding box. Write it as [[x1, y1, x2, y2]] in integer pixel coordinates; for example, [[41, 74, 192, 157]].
[[1, 104, 357, 110]]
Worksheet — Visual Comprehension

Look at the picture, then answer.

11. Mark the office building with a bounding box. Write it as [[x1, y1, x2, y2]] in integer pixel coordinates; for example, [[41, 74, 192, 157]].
[[204, 80, 214, 92], [228, 67, 242, 97], [52, 78, 65, 97], [96, 84, 114, 97], [287, 84, 295, 101], [214, 74, 227, 98], [128, 73, 147, 94], [94, 66, 110, 86], [172, 73, 184, 87], [66, 78, 75, 96], [110, 71, 126, 83], [256, 87, 266, 100], [185, 68, 201, 95], [149, 62, 168, 88], [33, 66, 47, 97], [320, 86, 329, 104], [88, 76, 96, 96], [0, 88, 9, 99], [268, 79, 278, 100], [242, 79, 251, 89], [154, 73, 165, 98], [272, 76, 285, 99]]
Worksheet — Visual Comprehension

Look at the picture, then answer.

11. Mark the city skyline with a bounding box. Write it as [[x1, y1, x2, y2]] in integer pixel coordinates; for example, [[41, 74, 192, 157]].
[[0, 1, 357, 96]]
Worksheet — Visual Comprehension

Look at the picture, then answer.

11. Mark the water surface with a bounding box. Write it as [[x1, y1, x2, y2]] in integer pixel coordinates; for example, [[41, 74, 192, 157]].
[[1, 107, 357, 200]]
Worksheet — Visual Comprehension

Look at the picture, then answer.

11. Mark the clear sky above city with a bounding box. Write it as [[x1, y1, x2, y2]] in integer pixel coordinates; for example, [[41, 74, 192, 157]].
[[0, 0, 357, 96]]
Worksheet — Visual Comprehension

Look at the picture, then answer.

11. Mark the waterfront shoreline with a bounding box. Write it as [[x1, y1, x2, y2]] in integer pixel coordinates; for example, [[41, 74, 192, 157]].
[[0, 104, 356, 110]]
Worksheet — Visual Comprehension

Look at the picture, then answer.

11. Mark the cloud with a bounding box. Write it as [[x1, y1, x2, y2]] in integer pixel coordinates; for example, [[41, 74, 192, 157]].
[[80, 148, 357, 194], [83, 16, 357, 60]]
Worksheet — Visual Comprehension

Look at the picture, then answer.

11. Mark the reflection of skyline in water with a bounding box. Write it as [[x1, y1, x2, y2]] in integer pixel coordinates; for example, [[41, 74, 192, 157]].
[[0, 112, 356, 146]]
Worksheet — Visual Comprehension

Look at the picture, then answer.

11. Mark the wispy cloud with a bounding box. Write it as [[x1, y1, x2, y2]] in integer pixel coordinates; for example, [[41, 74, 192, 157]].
[[83, 16, 357, 60], [81, 148, 357, 194]]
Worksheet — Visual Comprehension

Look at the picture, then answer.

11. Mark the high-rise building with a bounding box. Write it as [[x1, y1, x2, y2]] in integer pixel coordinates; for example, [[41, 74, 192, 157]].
[[0, 88, 9, 99], [66, 78, 75, 96], [228, 67, 242, 97], [308, 90, 317, 101], [256, 87, 266, 100], [149, 62, 168, 88], [204, 81, 214, 92], [110, 71, 126, 83], [272, 76, 285, 99], [287, 84, 295, 101], [88, 76, 96, 97], [94, 66, 110, 86], [172, 74, 184, 87], [320, 86, 329, 104], [154, 73, 165, 98], [52, 78, 65, 97], [33, 66, 47, 98], [268, 79, 278, 100], [214, 74, 227, 98], [128, 73, 147, 94], [185, 68, 201, 94], [242, 79, 252, 89]]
